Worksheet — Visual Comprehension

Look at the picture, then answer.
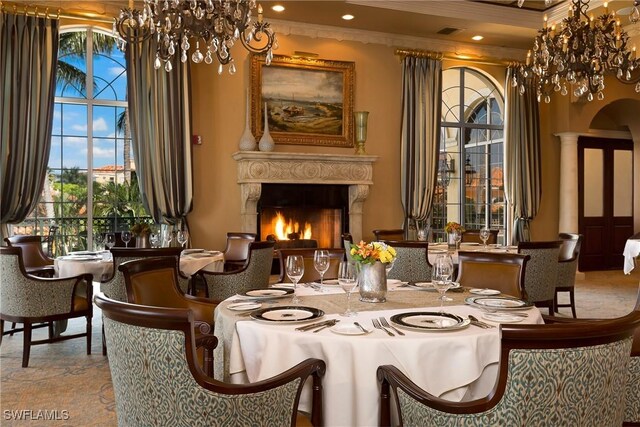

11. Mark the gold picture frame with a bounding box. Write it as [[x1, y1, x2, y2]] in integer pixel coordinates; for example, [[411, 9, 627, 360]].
[[251, 54, 355, 147]]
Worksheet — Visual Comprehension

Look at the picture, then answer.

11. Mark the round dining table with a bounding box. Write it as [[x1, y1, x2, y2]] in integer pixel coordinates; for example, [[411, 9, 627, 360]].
[[214, 281, 543, 427], [427, 242, 518, 264]]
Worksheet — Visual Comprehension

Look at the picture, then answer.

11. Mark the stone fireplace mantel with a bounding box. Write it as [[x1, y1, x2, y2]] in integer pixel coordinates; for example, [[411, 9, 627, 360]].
[[232, 151, 378, 242]]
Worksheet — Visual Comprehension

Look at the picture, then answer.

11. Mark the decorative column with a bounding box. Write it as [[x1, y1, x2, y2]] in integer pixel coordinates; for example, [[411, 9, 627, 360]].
[[348, 185, 370, 242], [239, 183, 261, 234], [556, 132, 580, 233]]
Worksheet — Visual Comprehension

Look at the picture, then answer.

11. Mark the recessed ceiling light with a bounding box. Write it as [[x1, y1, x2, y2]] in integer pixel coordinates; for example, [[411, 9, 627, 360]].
[[472, 35, 484, 41], [271, 4, 285, 12], [342, 14, 355, 21]]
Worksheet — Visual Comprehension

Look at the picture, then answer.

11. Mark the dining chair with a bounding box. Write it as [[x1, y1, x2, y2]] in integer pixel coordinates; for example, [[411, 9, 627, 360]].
[[96, 294, 325, 427], [456, 251, 530, 298], [342, 232, 355, 262], [461, 229, 498, 244], [373, 229, 405, 241], [517, 240, 563, 315], [200, 241, 275, 302], [555, 233, 583, 318], [378, 307, 640, 427], [381, 241, 432, 283], [277, 248, 345, 283], [4, 235, 55, 277], [118, 256, 219, 377], [0, 247, 93, 367], [222, 232, 257, 271]]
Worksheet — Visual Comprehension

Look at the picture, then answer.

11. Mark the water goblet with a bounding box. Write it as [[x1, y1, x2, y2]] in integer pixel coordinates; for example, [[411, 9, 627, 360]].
[[338, 261, 358, 317], [313, 250, 330, 290], [286, 255, 304, 304], [177, 230, 189, 248], [432, 255, 453, 312], [479, 227, 491, 248], [94, 232, 105, 251], [453, 229, 463, 249], [104, 233, 116, 250], [149, 232, 160, 248], [121, 231, 132, 248]]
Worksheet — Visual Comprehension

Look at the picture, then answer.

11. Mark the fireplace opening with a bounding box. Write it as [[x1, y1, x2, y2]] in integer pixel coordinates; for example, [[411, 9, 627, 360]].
[[258, 184, 349, 249]]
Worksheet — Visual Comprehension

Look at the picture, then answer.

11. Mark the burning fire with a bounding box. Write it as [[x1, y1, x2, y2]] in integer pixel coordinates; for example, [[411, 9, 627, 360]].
[[273, 212, 312, 240]]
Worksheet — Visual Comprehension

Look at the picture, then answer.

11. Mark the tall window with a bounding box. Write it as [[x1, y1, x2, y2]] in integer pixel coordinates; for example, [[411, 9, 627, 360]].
[[432, 67, 505, 243], [11, 27, 149, 254]]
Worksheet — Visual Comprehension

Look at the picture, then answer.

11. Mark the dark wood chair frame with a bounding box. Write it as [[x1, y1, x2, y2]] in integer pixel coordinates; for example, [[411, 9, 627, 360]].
[[373, 229, 405, 241], [118, 256, 219, 377], [277, 248, 346, 283], [222, 232, 257, 271], [4, 235, 55, 277], [0, 247, 93, 367], [456, 251, 530, 299], [378, 308, 640, 426], [517, 240, 563, 315], [555, 233, 583, 318], [96, 294, 326, 427]]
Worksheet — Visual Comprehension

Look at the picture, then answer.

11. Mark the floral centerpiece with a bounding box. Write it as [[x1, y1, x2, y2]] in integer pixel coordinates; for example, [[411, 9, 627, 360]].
[[444, 222, 465, 234], [444, 222, 465, 249], [349, 241, 397, 303]]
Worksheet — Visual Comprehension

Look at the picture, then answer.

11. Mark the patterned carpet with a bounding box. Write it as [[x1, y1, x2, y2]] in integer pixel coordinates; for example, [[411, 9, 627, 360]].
[[1, 270, 639, 426]]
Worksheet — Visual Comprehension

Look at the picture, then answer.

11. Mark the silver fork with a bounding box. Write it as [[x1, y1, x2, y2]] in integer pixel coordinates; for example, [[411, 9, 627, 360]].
[[379, 317, 405, 336], [372, 318, 395, 336]]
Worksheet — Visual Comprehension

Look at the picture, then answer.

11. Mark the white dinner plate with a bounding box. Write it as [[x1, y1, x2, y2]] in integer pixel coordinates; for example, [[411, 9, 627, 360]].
[[227, 302, 262, 311], [251, 306, 324, 323], [330, 323, 372, 336], [407, 282, 461, 291], [387, 279, 402, 286], [390, 312, 471, 332], [60, 255, 102, 261], [241, 288, 294, 299], [469, 288, 501, 296], [460, 242, 480, 246], [68, 251, 100, 256], [465, 296, 533, 310], [482, 312, 525, 323], [310, 279, 340, 286], [429, 249, 448, 254], [183, 249, 205, 254]]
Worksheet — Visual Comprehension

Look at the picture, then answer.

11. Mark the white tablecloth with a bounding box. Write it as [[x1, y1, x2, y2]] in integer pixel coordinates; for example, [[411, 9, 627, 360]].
[[215, 284, 543, 427], [54, 250, 224, 280], [428, 243, 518, 264], [623, 239, 640, 274]]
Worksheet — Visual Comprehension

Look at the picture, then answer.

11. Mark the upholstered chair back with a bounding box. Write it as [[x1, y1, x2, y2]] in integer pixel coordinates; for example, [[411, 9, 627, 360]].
[[379, 309, 640, 427], [556, 233, 583, 289], [222, 232, 257, 270], [203, 241, 275, 302], [277, 248, 345, 283], [461, 229, 498, 244], [624, 288, 640, 424], [518, 241, 562, 311], [456, 251, 529, 298], [4, 235, 55, 276], [97, 295, 325, 427], [383, 241, 432, 283]]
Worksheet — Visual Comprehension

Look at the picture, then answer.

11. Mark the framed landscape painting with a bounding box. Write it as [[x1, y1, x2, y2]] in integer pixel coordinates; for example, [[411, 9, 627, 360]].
[[251, 54, 355, 147]]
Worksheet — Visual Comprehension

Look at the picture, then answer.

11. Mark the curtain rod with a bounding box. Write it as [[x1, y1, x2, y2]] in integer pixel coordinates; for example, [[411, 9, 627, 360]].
[[0, 2, 114, 24], [394, 48, 520, 67]]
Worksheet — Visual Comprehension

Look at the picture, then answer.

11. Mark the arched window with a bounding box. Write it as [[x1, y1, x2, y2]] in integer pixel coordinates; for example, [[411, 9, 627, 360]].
[[12, 27, 149, 254], [432, 67, 505, 243]]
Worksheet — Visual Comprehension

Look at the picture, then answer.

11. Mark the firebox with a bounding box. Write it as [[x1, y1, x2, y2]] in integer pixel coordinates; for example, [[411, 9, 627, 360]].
[[258, 184, 349, 248]]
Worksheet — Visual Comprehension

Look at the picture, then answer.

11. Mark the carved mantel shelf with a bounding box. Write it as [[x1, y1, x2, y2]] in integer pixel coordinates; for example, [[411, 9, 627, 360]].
[[232, 151, 379, 242]]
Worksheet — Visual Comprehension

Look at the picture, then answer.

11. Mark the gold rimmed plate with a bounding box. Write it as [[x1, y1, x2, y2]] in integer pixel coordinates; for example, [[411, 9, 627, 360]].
[[390, 312, 470, 332], [240, 288, 294, 299], [465, 296, 533, 310], [250, 306, 324, 324]]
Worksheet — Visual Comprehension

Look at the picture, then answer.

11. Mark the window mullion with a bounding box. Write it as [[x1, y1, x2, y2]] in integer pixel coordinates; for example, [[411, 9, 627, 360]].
[[86, 30, 94, 248]]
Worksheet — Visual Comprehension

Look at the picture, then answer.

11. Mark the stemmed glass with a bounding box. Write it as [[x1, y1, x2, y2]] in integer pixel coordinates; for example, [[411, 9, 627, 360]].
[[177, 230, 189, 248], [338, 261, 358, 317], [479, 227, 491, 249], [94, 232, 105, 251], [121, 231, 132, 248], [453, 229, 463, 249], [313, 250, 330, 290], [104, 233, 116, 250], [432, 254, 453, 312], [286, 255, 304, 304], [163, 231, 174, 248], [149, 231, 160, 248]]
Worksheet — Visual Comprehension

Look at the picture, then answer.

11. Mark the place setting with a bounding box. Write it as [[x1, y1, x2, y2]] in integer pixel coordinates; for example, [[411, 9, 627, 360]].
[[465, 295, 534, 323]]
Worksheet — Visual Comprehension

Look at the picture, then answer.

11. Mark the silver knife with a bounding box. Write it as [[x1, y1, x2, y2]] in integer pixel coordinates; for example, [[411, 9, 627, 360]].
[[313, 320, 339, 333], [296, 319, 333, 332]]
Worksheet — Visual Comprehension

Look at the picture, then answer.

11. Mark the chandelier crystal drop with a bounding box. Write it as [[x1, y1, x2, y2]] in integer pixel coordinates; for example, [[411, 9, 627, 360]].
[[513, 0, 640, 103], [114, 0, 277, 73]]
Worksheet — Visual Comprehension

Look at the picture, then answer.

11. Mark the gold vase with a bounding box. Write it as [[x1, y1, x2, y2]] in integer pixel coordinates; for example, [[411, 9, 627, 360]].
[[354, 111, 369, 155]]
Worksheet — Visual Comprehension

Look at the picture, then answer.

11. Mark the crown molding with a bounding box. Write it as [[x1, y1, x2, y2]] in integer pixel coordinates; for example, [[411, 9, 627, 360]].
[[269, 19, 528, 62]]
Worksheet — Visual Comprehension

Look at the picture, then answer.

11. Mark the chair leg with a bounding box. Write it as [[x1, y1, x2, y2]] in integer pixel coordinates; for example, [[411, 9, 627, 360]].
[[86, 315, 92, 355], [22, 323, 32, 368], [102, 322, 107, 356], [10, 322, 16, 336], [569, 289, 577, 318], [0, 320, 4, 346]]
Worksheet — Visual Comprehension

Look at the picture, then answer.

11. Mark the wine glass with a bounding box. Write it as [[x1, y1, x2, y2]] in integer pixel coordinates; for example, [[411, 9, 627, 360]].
[[432, 255, 453, 312], [121, 231, 132, 248], [479, 227, 491, 248], [149, 232, 160, 248], [338, 261, 358, 317], [313, 250, 330, 290], [453, 229, 463, 249], [163, 231, 174, 247], [94, 232, 105, 251], [177, 230, 189, 248], [286, 255, 304, 304], [104, 232, 116, 250]]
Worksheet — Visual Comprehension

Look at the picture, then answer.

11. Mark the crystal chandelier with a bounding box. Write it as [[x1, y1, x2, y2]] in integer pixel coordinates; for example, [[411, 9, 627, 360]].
[[513, 0, 640, 103], [114, 0, 277, 74]]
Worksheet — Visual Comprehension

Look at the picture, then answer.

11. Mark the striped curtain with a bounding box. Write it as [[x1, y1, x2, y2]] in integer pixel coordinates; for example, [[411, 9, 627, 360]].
[[504, 66, 541, 244], [0, 12, 59, 240], [125, 36, 193, 232], [400, 55, 442, 236]]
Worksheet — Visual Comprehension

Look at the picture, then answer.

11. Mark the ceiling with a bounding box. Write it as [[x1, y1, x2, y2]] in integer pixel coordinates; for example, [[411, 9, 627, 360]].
[[13, 0, 639, 53]]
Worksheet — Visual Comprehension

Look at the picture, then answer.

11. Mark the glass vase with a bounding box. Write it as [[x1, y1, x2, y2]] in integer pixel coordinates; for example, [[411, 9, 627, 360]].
[[358, 261, 387, 303], [447, 232, 457, 250]]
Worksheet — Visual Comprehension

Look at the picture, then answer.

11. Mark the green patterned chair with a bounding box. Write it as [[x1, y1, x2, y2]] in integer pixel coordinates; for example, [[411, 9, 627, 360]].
[[200, 241, 275, 302], [0, 247, 93, 367], [4, 235, 55, 277], [96, 295, 325, 427], [517, 240, 562, 315], [554, 233, 583, 318], [382, 241, 433, 283], [378, 309, 640, 427]]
